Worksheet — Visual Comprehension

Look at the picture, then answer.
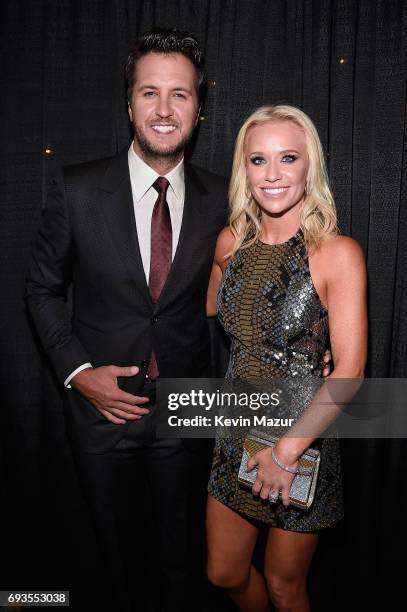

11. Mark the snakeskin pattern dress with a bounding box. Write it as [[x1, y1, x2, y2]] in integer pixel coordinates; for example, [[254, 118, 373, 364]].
[[208, 229, 344, 531]]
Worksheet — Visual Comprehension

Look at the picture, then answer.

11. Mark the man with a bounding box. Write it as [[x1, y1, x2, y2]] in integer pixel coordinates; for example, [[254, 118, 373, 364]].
[[25, 28, 227, 612]]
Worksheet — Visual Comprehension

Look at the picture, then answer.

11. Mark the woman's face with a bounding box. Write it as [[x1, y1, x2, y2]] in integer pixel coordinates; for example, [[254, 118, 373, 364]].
[[245, 120, 309, 218]]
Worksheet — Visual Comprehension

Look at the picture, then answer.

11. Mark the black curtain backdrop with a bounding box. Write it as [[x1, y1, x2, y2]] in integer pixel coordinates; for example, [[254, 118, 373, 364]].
[[1, 1, 406, 610]]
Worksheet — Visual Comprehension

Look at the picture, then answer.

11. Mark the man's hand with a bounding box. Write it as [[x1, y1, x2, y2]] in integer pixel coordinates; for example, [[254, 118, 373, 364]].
[[71, 365, 150, 425], [323, 349, 332, 377]]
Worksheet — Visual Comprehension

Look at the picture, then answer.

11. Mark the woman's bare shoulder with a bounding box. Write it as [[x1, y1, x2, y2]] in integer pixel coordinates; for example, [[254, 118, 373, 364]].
[[318, 234, 365, 262], [214, 226, 236, 265], [316, 235, 366, 278]]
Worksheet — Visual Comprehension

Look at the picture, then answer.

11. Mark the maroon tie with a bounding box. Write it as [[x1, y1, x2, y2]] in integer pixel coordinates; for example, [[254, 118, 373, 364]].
[[147, 176, 172, 379]]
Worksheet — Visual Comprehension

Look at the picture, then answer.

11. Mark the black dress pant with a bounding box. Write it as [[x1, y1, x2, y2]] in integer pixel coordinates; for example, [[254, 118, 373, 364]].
[[72, 387, 212, 612]]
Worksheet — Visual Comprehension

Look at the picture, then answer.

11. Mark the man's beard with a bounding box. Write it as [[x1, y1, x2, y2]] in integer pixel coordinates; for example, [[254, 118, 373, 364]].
[[134, 125, 193, 163]]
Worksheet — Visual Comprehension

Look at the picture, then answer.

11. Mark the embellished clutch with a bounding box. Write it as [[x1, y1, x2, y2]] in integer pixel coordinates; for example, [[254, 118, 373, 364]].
[[238, 432, 321, 510]]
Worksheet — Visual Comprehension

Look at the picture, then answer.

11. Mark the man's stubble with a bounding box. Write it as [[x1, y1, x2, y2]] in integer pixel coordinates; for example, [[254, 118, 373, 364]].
[[133, 124, 194, 167]]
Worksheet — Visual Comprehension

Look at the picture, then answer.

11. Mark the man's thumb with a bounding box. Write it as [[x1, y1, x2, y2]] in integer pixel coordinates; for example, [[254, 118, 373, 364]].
[[117, 365, 139, 377]]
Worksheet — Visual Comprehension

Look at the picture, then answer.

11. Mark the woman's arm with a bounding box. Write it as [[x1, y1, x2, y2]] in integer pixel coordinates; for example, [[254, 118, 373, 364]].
[[206, 227, 235, 317], [321, 235, 367, 379]]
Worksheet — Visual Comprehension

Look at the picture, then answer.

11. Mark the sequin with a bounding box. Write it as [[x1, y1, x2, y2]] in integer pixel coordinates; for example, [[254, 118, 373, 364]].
[[208, 230, 344, 530]]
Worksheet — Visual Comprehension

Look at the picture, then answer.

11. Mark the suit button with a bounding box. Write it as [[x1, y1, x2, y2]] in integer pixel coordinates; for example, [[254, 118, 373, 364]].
[[152, 316, 159, 324], [140, 360, 149, 368]]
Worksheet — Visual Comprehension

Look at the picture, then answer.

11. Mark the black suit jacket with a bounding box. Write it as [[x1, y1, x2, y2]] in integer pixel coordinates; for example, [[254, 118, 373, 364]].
[[25, 149, 227, 452]]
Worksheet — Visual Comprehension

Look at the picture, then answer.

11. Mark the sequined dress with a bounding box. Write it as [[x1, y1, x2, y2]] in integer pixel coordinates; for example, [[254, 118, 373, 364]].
[[208, 230, 344, 531]]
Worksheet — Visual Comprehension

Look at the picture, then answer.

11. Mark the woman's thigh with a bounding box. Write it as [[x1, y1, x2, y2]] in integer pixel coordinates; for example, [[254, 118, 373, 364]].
[[264, 527, 319, 583], [206, 495, 259, 583]]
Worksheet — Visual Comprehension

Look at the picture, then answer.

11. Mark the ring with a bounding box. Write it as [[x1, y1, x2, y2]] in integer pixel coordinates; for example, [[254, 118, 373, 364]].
[[269, 490, 279, 503]]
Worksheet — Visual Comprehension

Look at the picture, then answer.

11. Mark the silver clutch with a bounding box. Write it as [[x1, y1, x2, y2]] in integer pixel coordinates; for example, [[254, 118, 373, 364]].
[[238, 432, 321, 510]]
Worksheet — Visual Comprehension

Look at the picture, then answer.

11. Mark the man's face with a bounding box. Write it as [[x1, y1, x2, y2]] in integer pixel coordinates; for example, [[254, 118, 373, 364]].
[[128, 52, 200, 166]]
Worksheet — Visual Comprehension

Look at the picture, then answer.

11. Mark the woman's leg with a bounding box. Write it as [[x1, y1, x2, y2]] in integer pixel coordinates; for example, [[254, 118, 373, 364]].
[[264, 527, 319, 612], [206, 495, 270, 612]]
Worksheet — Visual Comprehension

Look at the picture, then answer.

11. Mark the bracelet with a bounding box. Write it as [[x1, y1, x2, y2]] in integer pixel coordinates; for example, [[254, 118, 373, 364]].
[[271, 446, 313, 476], [271, 446, 299, 474]]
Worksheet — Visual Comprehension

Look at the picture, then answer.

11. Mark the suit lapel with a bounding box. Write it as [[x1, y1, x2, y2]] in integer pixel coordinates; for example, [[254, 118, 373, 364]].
[[153, 162, 208, 311], [98, 153, 208, 311], [98, 149, 152, 307]]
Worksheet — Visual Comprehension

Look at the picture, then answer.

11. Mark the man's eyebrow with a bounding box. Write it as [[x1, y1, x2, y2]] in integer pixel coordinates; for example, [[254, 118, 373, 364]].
[[137, 84, 158, 90], [137, 84, 193, 94]]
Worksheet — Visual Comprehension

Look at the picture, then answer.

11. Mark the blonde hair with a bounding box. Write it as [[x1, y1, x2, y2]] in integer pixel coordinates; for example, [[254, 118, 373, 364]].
[[228, 105, 338, 256]]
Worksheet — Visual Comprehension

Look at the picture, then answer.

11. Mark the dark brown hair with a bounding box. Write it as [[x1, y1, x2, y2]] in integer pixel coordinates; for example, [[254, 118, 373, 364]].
[[125, 27, 206, 103]]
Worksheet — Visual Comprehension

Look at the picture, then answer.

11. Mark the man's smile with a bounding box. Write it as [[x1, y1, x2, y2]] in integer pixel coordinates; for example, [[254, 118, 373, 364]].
[[151, 124, 178, 134]]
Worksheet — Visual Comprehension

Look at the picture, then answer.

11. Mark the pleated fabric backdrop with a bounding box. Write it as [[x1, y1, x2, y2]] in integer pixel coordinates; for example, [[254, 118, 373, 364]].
[[1, 1, 406, 610]]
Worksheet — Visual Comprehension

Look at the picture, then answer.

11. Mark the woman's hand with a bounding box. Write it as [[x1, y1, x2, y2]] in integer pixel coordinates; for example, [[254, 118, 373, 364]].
[[247, 446, 298, 507]]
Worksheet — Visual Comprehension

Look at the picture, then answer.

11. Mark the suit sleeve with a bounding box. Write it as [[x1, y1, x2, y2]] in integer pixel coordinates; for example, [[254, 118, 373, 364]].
[[24, 171, 92, 385]]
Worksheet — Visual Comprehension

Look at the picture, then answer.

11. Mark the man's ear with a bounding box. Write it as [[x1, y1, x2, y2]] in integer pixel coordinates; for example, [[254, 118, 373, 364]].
[[128, 102, 133, 122]]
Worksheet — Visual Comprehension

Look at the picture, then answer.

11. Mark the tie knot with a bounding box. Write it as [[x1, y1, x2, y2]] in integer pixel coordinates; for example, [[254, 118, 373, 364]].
[[153, 176, 170, 197]]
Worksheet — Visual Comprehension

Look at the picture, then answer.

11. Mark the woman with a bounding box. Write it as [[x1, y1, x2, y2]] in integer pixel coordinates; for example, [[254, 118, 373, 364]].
[[206, 105, 367, 612]]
